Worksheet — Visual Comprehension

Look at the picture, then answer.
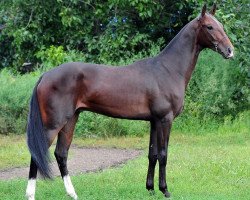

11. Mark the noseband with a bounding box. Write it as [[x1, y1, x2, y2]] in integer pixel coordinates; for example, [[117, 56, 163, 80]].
[[214, 36, 227, 52]]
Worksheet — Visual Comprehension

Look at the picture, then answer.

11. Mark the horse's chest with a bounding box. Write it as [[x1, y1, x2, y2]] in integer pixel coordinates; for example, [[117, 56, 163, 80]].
[[151, 92, 184, 119]]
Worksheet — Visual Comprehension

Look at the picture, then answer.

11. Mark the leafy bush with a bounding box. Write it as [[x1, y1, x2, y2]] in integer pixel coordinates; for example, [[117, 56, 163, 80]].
[[216, 110, 250, 135], [186, 50, 248, 117], [0, 0, 194, 71], [0, 70, 39, 134], [75, 112, 148, 138], [35, 45, 86, 70], [173, 110, 250, 136]]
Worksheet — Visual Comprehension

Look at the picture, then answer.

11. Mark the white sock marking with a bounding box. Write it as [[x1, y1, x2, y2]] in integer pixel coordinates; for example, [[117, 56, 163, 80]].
[[26, 179, 36, 200], [63, 175, 78, 200]]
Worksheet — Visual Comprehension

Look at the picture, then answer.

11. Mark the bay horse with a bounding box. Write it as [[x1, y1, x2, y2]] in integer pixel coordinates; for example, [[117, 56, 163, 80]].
[[26, 4, 234, 200]]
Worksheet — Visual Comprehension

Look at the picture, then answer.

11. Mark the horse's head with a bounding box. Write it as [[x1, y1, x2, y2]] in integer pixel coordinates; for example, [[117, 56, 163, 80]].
[[197, 4, 234, 59]]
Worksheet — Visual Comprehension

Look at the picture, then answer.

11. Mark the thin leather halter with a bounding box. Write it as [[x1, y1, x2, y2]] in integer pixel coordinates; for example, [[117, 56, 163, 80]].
[[214, 36, 227, 51]]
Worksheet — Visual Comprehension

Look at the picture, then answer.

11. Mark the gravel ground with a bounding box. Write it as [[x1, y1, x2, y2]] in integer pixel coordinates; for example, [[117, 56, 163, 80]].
[[0, 146, 142, 180]]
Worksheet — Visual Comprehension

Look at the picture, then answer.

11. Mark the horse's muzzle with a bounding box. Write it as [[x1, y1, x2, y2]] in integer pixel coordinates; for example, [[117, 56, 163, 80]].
[[225, 46, 234, 59]]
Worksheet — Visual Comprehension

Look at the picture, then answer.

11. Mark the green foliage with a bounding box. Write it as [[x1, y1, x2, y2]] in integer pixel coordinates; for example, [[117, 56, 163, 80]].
[[186, 50, 248, 117], [36, 46, 67, 68], [216, 1, 249, 71], [0, 0, 193, 70], [216, 111, 250, 135], [0, 70, 39, 134], [75, 112, 148, 138], [35, 45, 86, 70], [173, 110, 250, 136]]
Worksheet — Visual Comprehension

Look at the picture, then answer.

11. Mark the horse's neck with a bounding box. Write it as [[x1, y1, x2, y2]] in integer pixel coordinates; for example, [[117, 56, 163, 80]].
[[158, 19, 201, 88]]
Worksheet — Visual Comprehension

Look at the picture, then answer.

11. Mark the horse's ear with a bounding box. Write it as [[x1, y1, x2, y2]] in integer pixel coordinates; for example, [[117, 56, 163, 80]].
[[210, 3, 217, 15], [201, 4, 207, 18]]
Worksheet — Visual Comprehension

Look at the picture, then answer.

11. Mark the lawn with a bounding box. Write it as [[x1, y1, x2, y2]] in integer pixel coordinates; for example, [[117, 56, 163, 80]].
[[0, 132, 249, 200]]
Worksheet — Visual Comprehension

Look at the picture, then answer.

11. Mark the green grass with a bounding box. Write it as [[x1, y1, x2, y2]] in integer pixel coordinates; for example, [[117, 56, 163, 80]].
[[0, 135, 29, 169], [0, 131, 249, 200]]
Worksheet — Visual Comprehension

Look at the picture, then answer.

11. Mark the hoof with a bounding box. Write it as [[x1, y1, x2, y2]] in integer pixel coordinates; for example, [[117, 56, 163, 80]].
[[164, 191, 171, 198], [146, 185, 154, 191], [159, 186, 171, 198]]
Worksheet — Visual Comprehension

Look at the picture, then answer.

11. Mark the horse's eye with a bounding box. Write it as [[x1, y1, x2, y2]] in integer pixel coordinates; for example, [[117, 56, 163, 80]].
[[207, 25, 213, 30]]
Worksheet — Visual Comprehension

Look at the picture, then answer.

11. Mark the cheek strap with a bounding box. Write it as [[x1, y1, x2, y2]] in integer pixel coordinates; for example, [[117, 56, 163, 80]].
[[213, 36, 227, 52]]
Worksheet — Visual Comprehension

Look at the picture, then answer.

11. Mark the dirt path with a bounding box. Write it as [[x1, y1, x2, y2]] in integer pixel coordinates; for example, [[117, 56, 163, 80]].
[[0, 146, 142, 180]]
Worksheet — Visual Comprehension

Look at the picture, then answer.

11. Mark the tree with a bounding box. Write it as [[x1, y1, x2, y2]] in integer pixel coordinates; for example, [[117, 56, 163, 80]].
[[0, 0, 194, 71]]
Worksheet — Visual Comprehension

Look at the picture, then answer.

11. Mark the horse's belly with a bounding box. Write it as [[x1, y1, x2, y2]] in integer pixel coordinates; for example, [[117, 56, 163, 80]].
[[81, 90, 151, 119], [89, 105, 151, 120]]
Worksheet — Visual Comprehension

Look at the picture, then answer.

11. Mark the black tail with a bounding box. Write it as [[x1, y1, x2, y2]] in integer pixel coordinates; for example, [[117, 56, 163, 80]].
[[27, 77, 52, 178]]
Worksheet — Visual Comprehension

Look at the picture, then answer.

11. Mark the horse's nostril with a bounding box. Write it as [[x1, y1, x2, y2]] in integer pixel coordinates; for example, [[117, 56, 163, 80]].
[[226, 46, 234, 58]]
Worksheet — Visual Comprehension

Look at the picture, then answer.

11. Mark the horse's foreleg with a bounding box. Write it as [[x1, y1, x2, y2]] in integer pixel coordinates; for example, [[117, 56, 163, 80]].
[[54, 113, 79, 200], [26, 158, 37, 200], [146, 120, 158, 191], [157, 114, 173, 198]]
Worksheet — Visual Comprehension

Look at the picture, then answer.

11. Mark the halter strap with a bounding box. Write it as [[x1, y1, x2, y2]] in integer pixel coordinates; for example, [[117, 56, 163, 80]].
[[214, 36, 227, 51]]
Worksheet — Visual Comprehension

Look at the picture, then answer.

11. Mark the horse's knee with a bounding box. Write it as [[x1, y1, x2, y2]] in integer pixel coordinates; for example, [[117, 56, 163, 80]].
[[158, 150, 167, 166], [148, 154, 157, 165]]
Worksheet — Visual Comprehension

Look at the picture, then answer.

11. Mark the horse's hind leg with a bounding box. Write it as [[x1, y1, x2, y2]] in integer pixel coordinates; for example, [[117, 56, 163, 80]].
[[26, 158, 37, 200], [54, 113, 79, 200], [26, 128, 60, 200]]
